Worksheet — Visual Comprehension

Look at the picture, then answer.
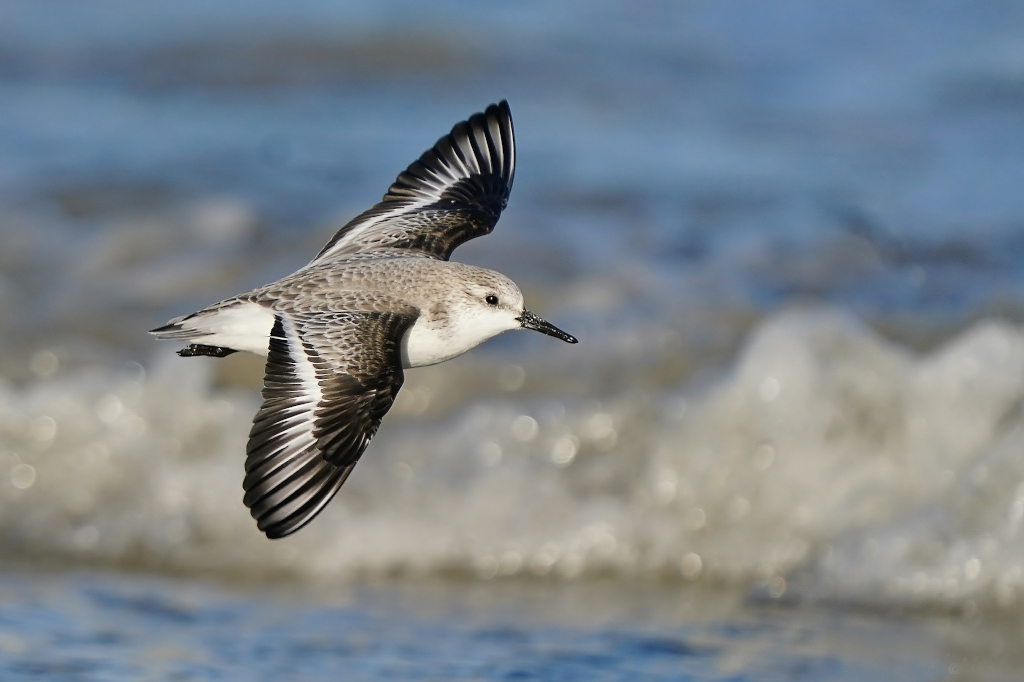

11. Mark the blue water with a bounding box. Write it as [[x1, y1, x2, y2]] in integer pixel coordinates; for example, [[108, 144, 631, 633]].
[[3, 0, 1024, 679], [0, 571, 987, 681]]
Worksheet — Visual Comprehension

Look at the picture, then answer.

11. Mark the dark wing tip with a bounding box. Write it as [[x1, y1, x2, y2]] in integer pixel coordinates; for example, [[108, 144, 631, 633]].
[[382, 100, 515, 209], [248, 460, 354, 539]]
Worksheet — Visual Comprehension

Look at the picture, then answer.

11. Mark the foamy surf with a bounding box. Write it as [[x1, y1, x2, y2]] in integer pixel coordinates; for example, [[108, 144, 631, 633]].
[[1, 308, 1022, 616]]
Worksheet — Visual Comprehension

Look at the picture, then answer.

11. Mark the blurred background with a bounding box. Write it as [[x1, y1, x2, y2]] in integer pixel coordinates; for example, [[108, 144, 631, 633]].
[[2, 0, 1024, 679]]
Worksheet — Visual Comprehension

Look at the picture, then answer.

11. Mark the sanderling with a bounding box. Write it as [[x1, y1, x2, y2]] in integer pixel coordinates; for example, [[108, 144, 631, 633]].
[[151, 101, 577, 539]]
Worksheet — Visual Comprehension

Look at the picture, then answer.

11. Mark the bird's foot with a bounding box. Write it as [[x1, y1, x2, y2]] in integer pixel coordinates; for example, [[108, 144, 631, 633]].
[[178, 344, 238, 358]]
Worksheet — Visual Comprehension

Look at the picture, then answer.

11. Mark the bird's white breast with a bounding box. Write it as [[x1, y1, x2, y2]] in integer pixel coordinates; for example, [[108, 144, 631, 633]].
[[401, 318, 466, 368], [401, 310, 511, 368]]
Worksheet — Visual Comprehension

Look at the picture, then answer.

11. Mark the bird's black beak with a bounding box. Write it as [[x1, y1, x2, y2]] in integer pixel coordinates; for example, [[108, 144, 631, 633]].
[[517, 310, 578, 344]]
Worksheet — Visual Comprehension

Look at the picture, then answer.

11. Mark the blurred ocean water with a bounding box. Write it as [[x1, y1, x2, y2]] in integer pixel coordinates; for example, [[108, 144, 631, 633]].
[[2, 0, 1024, 678], [4, 572, 999, 682]]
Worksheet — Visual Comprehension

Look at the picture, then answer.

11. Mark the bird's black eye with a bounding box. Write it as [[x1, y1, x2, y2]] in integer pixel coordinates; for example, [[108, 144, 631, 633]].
[[485, 294, 499, 306]]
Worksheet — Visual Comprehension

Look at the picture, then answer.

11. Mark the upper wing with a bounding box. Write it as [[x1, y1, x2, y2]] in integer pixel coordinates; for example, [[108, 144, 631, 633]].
[[310, 100, 515, 263], [243, 310, 414, 539]]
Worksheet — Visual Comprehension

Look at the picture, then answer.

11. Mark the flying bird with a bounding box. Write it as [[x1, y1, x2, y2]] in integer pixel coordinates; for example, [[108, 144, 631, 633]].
[[151, 101, 577, 539]]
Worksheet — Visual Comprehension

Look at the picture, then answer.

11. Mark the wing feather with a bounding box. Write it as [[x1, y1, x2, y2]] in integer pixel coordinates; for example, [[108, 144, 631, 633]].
[[242, 312, 413, 539], [311, 101, 515, 263]]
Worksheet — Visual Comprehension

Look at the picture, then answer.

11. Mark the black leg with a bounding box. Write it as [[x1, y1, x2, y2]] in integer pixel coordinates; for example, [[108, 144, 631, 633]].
[[178, 344, 238, 358]]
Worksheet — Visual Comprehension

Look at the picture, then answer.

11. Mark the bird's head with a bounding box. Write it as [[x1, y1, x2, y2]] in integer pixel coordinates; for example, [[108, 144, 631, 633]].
[[453, 268, 578, 345]]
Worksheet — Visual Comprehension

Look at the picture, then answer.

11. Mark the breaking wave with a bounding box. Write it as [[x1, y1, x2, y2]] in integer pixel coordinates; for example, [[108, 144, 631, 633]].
[[2, 308, 1024, 616]]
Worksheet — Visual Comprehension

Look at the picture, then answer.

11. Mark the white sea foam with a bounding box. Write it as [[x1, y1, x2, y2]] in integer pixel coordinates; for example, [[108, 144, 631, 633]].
[[2, 309, 1024, 615]]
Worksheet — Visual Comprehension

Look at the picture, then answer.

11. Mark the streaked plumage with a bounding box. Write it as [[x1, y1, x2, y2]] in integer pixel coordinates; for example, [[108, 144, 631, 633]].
[[151, 101, 577, 539]]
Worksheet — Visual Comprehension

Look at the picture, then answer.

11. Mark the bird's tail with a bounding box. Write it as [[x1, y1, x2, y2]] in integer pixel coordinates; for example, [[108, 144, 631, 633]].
[[149, 313, 211, 341]]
